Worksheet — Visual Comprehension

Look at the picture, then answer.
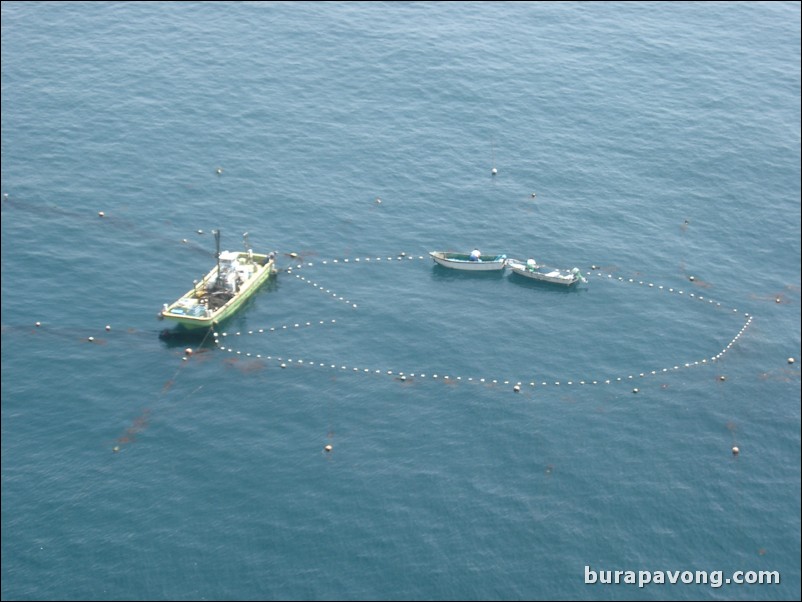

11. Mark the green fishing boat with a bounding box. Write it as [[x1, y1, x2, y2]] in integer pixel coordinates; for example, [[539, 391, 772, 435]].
[[161, 231, 277, 331]]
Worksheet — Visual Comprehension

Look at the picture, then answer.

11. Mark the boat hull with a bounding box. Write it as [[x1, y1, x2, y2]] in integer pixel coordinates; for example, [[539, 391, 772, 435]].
[[429, 251, 507, 271], [161, 252, 276, 331], [506, 259, 580, 286]]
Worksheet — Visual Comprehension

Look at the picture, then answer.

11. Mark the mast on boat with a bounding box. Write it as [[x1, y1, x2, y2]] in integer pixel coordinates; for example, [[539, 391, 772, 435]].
[[213, 229, 222, 288]]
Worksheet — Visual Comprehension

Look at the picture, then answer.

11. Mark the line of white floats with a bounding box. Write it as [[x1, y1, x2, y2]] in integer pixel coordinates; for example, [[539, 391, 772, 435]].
[[211, 255, 754, 392]]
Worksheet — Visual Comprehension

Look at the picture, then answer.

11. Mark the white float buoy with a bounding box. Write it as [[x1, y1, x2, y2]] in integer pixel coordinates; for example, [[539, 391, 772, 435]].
[[105, 325, 111, 332], [788, 358, 796, 364], [491, 167, 498, 175], [216, 167, 223, 175], [98, 211, 105, 218], [531, 192, 536, 198], [732, 446, 740, 456], [513, 384, 521, 393], [632, 388, 639, 394], [35, 321, 41, 327], [88, 336, 94, 342], [324, 444, 333, 452], [184, 348, 193, 356]]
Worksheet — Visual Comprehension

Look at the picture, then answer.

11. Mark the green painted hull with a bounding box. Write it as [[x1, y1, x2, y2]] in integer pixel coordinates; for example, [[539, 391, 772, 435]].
[[161, 252, 276, 331]]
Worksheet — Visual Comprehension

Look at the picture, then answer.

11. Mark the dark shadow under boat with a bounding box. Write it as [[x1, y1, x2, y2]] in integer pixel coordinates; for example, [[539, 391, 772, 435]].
[[158, 326, 218, 348]]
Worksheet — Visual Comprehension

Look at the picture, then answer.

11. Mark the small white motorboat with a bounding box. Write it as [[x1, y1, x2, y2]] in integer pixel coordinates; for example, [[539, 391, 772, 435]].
[[429, 251, 508, 271], [506, 258, 586, 286]]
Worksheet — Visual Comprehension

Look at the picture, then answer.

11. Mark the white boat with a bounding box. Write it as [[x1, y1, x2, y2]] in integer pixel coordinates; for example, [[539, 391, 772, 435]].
[[506, 258, 586, 286], [429, 251, 508, 271]]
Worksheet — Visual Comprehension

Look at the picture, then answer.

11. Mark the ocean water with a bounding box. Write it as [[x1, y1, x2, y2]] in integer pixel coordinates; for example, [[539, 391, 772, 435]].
[[1, 2, 800, 600]]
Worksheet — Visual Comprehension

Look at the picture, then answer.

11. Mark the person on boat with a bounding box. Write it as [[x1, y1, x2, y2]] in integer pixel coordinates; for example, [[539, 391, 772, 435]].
[[470, 248, 481, 262]]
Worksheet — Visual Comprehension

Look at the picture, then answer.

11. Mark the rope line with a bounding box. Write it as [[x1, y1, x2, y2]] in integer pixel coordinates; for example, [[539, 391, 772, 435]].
[[212, 255, 754, 392]]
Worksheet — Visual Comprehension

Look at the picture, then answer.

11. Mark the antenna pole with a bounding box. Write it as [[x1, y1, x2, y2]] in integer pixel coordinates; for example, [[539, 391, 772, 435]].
[[214, 229, 221, 286]]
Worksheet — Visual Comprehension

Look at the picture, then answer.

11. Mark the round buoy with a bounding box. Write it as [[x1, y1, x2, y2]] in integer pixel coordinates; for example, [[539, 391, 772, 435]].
[[375, 197, 382, 204], [216, 168, 223, 175], [88, 336, 94, 342], [632, 388, 639, 394], [184, 348, 193, 356], [35, 321, 41, 327], [776, 297, 781, 303], [182, 238, 188, 243], [197, 229, 203, 234], [280, 363, 287, 369], [732, 446, 740, 456], [531, 192, 536, 198], [105, 325, 111, 332], [719, 375, 726, 381], [491, 167, 498, 175], [98, 211, 105, 218], [689, 275, 695, 281], [324, 444, 333, 453], [113, 446, 120, 453], [513, 384, 521, 393], [788, 358, 796, 364]]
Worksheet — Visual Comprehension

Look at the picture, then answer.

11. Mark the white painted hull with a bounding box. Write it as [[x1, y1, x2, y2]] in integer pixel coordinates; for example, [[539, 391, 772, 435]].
[[507, 259, 580, 286], [429, 251, 507, 271]]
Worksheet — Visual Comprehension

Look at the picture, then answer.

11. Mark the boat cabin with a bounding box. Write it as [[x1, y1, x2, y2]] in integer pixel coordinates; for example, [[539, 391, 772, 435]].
[[211, 251, 258, 294]]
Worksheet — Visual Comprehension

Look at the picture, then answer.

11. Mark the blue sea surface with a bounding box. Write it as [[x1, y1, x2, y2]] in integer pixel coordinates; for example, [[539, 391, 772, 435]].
[[2, 2, 800, 600]]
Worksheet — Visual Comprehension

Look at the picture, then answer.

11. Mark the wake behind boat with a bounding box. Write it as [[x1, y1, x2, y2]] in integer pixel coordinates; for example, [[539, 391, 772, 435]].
[[161, 231, 277, 331], [429, 250, 507, 271], [506, 258, 586, 286]]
